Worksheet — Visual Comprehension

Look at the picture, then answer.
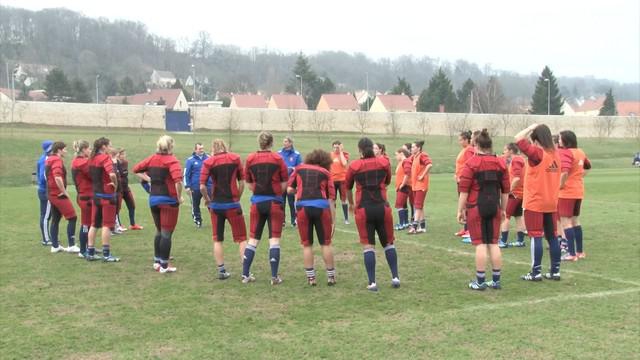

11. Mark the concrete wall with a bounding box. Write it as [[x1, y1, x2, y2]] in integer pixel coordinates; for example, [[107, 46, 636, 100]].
[[1, 100, 638, 138]]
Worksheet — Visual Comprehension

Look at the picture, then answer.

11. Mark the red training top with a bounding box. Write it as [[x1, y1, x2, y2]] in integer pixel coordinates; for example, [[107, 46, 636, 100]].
[[244, 150, 289, 197], [458, 154, 510, 206], [45, 154, 67, 197], [89, 153, 115, 195], [288, 164, 336, 202], [199, 151, 244, 203], [345, 156, 391, 208], [132, 154, 182, 198], [71, 156, 93, 197]]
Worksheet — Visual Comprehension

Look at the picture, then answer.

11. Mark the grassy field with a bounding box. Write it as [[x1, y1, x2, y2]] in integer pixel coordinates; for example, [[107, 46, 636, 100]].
[[1, 124, 639, 359]]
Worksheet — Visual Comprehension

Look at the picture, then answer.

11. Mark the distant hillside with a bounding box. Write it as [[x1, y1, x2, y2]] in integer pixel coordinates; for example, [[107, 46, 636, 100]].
[[1, 6, 638, 103]]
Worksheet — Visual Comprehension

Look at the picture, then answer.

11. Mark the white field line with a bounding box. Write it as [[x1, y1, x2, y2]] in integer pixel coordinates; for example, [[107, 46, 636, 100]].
[[453, 287, 640, 313], [334, 227, 640, 287]]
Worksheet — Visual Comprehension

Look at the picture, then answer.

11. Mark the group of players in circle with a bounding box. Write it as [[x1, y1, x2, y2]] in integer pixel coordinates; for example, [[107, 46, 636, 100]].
[[36, 123, 589, 291]]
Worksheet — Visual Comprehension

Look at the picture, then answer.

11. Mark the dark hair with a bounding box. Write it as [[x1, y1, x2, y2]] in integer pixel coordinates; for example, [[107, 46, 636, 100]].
[[559, 130, 577, 148], [375, 143, 386, 155], [332, 140, 342, 146], [471, 130, 481, 144], [552, 134, 559, 145], [358, 137, 375, 158], [530, 124, 555, 150], [194, 142, 203, 149], [404, 143, 412, 151], [459, 130, 472, 142], [413, 140, 425, 151], [396, 148, 410, 158], [506, 143, 519, 154], [51, 141, 66, 154], [258, 132, 273, 150], [476, 129, 492, 151], [91, 137, 110, 158], [304, 149, 333, 170]]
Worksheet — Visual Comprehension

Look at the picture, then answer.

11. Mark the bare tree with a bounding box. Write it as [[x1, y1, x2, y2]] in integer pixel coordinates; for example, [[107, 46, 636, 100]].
[[625, 116, 640, 143], [386, 111, 401, 138], [499, 114, 511, 137], [355, 111, 369, 135], [446, 114, 471, 143], [310, 112, 335, 142], [511, 115, 532, 134], [0, 99, 11, 123], [226, 109, 240, 150], [593, 116, 617, 141], [417, 113, 431, 138], [258, 110, 267, 130], [286, 109, 299, 133], [483, 116, 501, 138]]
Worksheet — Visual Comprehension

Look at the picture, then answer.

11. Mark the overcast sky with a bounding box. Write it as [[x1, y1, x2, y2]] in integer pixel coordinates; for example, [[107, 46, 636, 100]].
[[4, 0, 640, 83]]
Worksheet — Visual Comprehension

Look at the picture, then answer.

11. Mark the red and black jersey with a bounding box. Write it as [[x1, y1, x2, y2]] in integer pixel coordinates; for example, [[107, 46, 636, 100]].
[[132, 154, 182, 198], [345, 156, 392, 208], [288, 164, 336, 201], [45, 154, 67, 197], [89, 153, 116, 195], [119, 159, 130, 191], [200, 151, 244, 203], [458, 154, 510, 206], [244, 150, 288, 197], [71, 156, 93, 197]]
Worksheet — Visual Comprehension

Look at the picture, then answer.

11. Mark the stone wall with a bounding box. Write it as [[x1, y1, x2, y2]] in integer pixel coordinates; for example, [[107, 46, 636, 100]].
[[2, 100, 638, 138]]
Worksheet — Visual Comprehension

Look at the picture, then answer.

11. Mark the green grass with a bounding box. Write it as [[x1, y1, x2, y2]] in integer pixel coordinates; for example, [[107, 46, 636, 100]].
[[1, 124, 639, 359]]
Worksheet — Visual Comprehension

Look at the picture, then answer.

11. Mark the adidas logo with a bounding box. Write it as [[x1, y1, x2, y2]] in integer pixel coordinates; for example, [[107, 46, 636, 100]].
[[546, 161, 559, 172]]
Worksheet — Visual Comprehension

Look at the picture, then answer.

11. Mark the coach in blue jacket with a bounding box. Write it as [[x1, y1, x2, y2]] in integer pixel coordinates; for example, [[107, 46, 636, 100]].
[[278, 136, 302, 227], [184, 143, 209, 228], [36, 140, 53, 245]]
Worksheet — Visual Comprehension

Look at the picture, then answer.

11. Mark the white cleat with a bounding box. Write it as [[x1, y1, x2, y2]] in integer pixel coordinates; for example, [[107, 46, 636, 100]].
[[50, 246, 66, 253], [66, 245, 80, 253]]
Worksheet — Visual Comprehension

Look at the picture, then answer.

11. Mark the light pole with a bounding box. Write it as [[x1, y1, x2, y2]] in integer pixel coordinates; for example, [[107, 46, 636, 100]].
[[191, 64, 196, 102], [95, 74, 100, 104], [544, 78, 550, 115], [295, 74, 302, 96], [366, 72, 370, 111]]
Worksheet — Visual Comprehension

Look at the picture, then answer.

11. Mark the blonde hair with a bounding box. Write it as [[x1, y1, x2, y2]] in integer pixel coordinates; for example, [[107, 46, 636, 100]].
[[212, 138, 227, 154], [258, 131, 273, 150], [156, 135, 174, 154], [73, 140, 90, 156]]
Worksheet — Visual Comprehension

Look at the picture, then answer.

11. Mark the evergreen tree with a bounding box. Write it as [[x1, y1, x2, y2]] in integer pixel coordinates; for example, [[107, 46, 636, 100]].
[[309, 75, 336, 109], [119, 76, 135, 95], [599, 88, 617, 116], [529, 66, 564, 115], [71, 78, 91, 103], [172, 79, 192, 101], [456, 78, 475, 112], [391, 77, 413, 97], [417, 68, 458, 112], [135, 80, 148, 94], [286, 53, 317, 109], [17, 82, 32, 101], [45, 68, 72, 101]]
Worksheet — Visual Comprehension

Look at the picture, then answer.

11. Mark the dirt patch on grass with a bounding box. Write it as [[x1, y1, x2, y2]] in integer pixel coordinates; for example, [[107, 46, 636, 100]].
[[67, 352, 114, 360]]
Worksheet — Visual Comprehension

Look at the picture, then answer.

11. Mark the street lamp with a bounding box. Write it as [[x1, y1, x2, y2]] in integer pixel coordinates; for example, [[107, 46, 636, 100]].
[[295, 74, 302, 96], [95, 74, 100, 104], [191, 64, 196, 102], [544, 78, 550, 115]]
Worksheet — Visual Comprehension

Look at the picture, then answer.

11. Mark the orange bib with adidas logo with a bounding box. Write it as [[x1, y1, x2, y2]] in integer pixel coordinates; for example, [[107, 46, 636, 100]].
[[523, 149, 561, 212]]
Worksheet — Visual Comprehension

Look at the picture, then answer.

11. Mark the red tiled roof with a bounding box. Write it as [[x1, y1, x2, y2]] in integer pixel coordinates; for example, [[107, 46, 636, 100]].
[[575, 96, 605, 112], [0, 88, 48, 101], [231, 94, 267, 108], [270, 94, 307, 110], [376, 94, 415, 112], [107, 89, 183, 109], [318, 93, 358, 110], [616, 101, 640, 116]]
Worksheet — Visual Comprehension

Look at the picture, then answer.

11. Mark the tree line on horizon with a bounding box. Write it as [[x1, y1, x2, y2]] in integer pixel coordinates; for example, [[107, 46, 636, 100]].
[[1, 6, 637, 111]]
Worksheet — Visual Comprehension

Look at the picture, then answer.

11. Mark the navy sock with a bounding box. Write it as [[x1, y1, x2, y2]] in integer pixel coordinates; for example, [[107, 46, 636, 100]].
[[129, 211, 136, 227], [88, 246, 95, 256], [500, 231, 509, 243], [384, 245, 399, 279], [217, 263, 226, 273], [476, 270, 486, 284], [420, 220, 426, 230], [548, 236, 561, 274], [532, 237, 543, 275], [50, 219, 60, 248], [269, 245, 281, 278], [79, 225, 88, 254], [67, 217, 77, 247], [342, 203, 349, 221], [565, 227, 576, 256], [574, 225, 583, 253], [242, 244, 256, 277], [464, 222, 467, 231], [492, 269, 501, 283], [102, 244, 110, 258], [517, 231, 525, 243], [363, 249, 376, 284]]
